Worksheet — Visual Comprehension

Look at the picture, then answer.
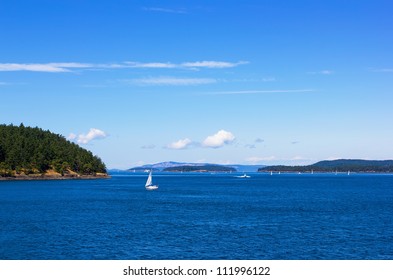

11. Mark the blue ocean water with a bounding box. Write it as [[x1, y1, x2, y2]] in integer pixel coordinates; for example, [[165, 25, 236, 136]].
[[1, 173, 393, 260]]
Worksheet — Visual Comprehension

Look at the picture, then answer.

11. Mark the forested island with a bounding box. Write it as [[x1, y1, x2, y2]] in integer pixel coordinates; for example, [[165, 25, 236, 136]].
[[0, 124, 108, 180], [258, 159, 393, 173], [163, 164, 236, 173]]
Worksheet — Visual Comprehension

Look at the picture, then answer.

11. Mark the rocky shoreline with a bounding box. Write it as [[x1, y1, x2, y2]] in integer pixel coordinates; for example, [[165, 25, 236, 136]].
[[0, 173, 110, 181]]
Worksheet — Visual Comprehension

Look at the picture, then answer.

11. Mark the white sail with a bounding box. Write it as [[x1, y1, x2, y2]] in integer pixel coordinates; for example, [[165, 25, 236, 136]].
[[145, 171, 153, 187], [145, 170, 158, 190]]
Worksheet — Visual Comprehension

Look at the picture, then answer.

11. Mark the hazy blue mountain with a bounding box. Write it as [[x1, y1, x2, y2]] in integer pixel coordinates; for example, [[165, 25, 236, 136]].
[[127, 162, 265, 172], [258, 159, 393, 173], [163, 165, 236, 172]]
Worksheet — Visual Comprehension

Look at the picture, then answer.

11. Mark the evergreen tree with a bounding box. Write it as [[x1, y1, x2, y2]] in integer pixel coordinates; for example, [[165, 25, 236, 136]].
[[0, 124, 107, 177]]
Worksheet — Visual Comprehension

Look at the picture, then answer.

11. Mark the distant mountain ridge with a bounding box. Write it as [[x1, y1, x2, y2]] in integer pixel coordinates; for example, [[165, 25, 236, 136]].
[[163, 165, 236, 173], [127, 161, 265, 172], [258, 159, 393, 173]]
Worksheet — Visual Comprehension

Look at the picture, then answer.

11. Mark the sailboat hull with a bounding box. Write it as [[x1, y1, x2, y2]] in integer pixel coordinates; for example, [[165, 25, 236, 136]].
[[145, 185, 158, 190]]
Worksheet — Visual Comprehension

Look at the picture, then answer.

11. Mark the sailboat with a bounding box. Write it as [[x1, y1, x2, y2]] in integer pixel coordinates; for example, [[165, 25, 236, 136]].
[[145, 170, 158, 190]]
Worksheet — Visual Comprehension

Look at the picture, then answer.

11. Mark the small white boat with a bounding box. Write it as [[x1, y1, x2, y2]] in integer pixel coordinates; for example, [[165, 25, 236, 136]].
[[145, 170, 158, 190], [236, 173, 250, 178]]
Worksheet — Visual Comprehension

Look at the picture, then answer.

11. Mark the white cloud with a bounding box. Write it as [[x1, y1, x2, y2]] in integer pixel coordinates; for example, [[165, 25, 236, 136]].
[[68, 128, 107, 145], [143, 7, 187, 14], [124, 60, 247, 70], [130, 77, 217, 86], [48, 62, 93, 68], [308, 70, 334, 75], [202, 130, 235, 148], [67, 133, 77, 141], [124, 62, 177, 68], [181, 60, 248, 68], [0, 63, 70, 73], [0, 60, 247, 72], [167, 138, 192, 149]]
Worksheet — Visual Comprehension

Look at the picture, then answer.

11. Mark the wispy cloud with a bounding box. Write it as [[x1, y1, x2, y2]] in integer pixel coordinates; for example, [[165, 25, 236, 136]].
[[166, 138, 193, 150], [0, 62, 96, 73], [68, 128, 107, 145], [307, 70, 334, 75], [202, 130, 235, 148], [181, 60, 248, 69], [0, 60, 247, 73], [206, 89, 315, 95], [126, 60, 248, 70], [143, 7, 187, 14], [0, 63, 71, 73], [129, 77, 217, 86], [124, 62, 177, 69]]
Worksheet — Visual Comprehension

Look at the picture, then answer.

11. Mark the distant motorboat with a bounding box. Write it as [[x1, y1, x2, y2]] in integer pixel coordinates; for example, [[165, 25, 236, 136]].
[[145, 170, 158, 190], [236, 173, 250, 178]]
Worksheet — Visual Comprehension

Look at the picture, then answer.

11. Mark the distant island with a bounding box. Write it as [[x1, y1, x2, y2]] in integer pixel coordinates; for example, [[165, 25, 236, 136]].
[[258, 159, 393, 173], [163, 164, 236, 173], [127, 161, 264, 172], [0, 124, 109, 180]]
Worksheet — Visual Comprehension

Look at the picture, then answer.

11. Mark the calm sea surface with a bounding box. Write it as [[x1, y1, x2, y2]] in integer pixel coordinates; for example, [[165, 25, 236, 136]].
[[1, 173, 393, 259]]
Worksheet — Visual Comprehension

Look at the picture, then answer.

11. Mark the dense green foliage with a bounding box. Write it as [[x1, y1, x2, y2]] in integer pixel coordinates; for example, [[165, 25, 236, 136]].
[[0, 124, 106, 177], [258, 159, 393, 173], [164, 165, 236, 172]]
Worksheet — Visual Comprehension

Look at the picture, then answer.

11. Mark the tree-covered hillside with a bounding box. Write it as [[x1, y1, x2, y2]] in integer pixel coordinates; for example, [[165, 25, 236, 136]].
[[0, 124, 107, 177], [163, 165, 236, 172], [258, 159, 393, 173]]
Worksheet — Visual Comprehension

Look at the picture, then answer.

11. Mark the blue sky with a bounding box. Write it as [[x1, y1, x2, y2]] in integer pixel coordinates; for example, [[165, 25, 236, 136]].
[[1, 0, 393, 169]]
